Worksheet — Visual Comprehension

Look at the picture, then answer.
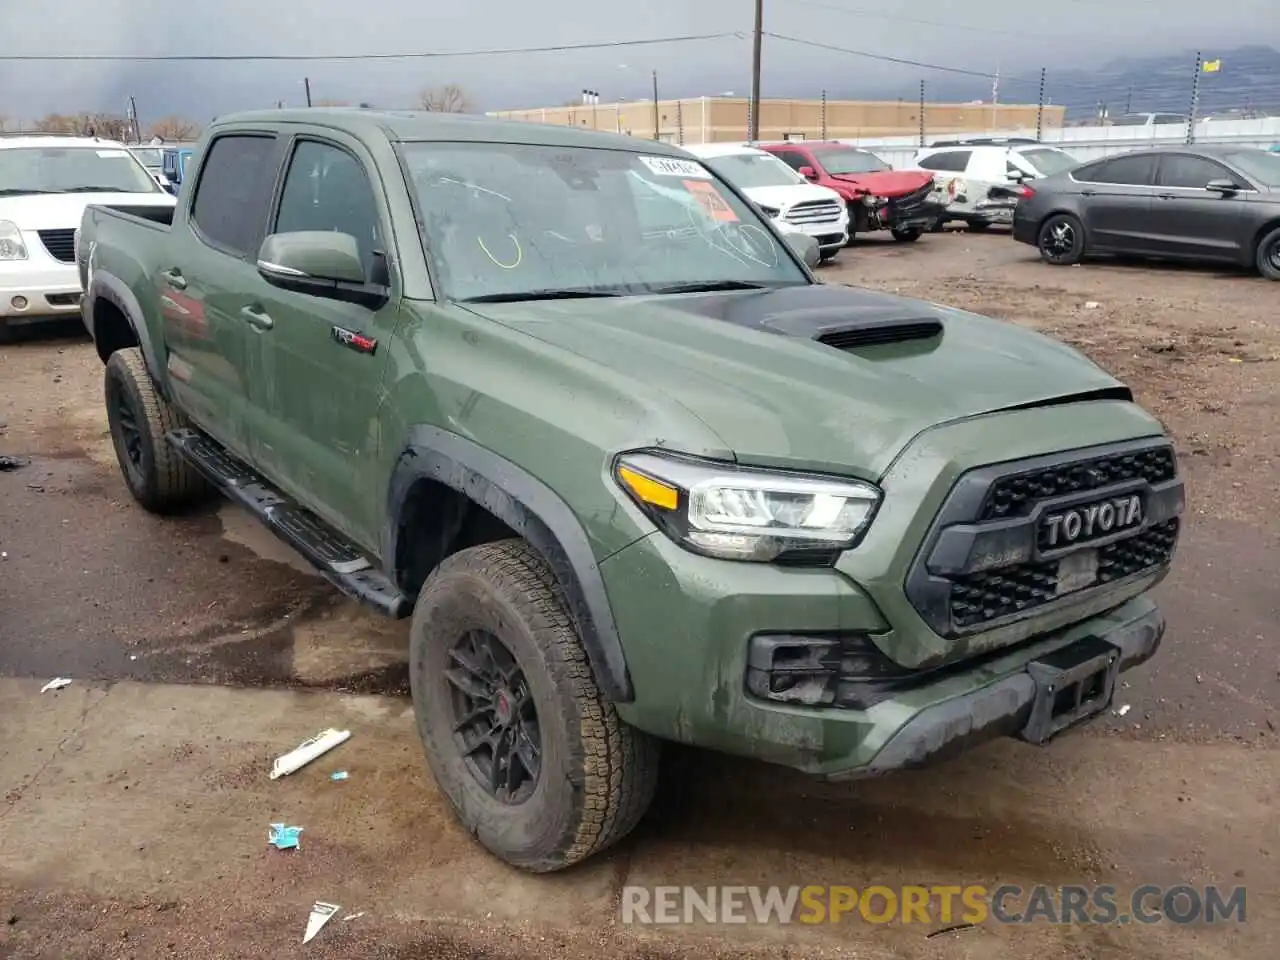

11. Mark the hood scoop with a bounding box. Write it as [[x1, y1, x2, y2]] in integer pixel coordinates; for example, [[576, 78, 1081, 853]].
[[762, 306, 943, 350]]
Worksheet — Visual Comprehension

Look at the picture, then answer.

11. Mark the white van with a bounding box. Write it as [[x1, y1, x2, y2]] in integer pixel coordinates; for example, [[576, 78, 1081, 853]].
[[683, 143, 850, 261]]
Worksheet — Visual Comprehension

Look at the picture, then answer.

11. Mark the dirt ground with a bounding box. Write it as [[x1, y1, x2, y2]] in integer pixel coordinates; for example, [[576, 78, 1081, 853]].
[[0, 228, 1276, 960]]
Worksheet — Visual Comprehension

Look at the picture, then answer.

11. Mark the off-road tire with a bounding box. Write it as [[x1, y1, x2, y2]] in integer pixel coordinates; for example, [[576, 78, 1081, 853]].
[[1254, 226, 1280, 280], [1037, 212, 1086, 266], [409, 538, 660, 873], [891, 227, 922, 242], [104, 348, 210, 513]]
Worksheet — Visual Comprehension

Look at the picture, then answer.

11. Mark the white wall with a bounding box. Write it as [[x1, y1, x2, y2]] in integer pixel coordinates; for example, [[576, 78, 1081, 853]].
[[834, 117, 1280, 168]]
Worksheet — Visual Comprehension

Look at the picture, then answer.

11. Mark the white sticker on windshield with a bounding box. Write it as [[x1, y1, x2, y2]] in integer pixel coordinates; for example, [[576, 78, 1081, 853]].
[[639, 156, 711, 179], [96, 149, 129, 158]]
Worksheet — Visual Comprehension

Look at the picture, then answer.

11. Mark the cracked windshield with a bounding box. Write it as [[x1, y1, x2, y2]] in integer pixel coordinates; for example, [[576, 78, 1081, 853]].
[[400, 142, 808, 301], [0, 145, 161, 195]]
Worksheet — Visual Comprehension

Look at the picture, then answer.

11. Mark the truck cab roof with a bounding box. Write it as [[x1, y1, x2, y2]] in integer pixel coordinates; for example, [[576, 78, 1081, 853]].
[[210, 107, 695, 154]]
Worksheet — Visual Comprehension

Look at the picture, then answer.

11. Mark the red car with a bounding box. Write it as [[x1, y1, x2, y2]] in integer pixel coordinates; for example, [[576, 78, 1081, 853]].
[[760, 141, 941, 244]]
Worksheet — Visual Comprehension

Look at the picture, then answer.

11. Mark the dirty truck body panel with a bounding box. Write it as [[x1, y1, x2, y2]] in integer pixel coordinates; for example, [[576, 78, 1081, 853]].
[[80, 109, 1184, 795]]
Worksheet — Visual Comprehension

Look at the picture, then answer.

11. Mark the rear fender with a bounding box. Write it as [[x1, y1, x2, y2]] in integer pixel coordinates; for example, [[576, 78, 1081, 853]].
[[86, 272, 168, 399]]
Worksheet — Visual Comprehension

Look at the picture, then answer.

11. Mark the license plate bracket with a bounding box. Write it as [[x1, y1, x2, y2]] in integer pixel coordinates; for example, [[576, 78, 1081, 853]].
[[1020, 635, 1121, 744]]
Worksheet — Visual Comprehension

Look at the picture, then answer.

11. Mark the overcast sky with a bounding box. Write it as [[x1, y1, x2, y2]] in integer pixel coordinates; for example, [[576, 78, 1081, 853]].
[[1, 0, 1275, 123]]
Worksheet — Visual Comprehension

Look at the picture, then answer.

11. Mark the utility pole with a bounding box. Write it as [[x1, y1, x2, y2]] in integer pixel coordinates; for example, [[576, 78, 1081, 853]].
[[652, 69, 659, 140], [918, 80, 925, 147], [749, 0, 763, 141], [1186, 51, 1202, 145], [1036, 67, 1046, 141], [304, 77, 313, 107], [126, 95, 141, 143], [820, 89, 827, 139]]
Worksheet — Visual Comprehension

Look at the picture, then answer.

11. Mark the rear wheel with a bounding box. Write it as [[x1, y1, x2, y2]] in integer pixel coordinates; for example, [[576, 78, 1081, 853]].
[[409, 538, 660, 872], [1255, 226, 1280, 280], [891, 227, 922, 243], [1037, 213, 1085, 265], [104, 348, 211, 513]]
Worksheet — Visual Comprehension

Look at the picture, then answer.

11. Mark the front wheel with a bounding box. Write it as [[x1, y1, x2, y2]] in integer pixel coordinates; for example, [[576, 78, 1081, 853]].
[[409, 538, 660, 873], [1255, 226, 1280, 280], [1037, 213, 1085, 265], [891, 227, 922, 243]]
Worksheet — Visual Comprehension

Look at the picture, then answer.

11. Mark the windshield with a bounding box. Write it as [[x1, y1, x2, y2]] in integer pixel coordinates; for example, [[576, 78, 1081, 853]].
[[132, 148, 163, 168], [1019, 147, 1079, 176], [398, 142, 810, 302], [814, 149, 891, 175], [1223, 149, 1280, 187], [0, 146, 161, 196], [702, 152, 805, 189]]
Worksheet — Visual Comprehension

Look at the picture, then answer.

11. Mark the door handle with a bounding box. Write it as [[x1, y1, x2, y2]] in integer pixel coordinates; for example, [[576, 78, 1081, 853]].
[[1080, 189, 1096, 197], [240, 304, 274, 330], [1157, 193, 1176, 200], [161, 268, 186, 290]]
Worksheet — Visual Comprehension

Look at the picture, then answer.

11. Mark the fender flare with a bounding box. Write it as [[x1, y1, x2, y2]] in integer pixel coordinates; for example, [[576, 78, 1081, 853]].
[[87, 272, 168, 399], [384, 425, 634, 702]]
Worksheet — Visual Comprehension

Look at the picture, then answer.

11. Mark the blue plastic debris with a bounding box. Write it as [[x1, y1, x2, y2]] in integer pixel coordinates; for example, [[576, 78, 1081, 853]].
[[268, 823, 304, 850], [330, 771, 349, 781]]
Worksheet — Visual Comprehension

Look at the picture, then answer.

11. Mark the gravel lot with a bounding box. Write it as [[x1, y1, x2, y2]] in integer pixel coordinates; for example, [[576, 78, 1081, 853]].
[[0, 228, 1276, 959]]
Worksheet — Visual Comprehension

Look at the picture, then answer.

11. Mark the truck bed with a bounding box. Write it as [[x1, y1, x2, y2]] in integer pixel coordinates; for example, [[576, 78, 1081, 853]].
[[87, 203, 176, 230]]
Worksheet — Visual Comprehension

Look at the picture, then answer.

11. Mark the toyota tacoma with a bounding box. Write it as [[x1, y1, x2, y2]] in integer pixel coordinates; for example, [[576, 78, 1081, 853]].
[[77, 109, 1184, 873]]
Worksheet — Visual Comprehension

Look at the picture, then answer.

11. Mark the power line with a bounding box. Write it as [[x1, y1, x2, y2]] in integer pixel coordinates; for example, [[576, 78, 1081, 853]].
[[781, 0, 1058, 42], [766, 32, 1039, 83], [0, 31, 742, 63]]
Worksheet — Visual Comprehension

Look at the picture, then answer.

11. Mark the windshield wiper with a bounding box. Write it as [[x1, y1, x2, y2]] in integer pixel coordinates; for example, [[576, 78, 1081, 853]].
[[59, 186, 141, 193], [0, 188, 61, 196], [461, 287, 626, 303], [646, 280, 777, 295]]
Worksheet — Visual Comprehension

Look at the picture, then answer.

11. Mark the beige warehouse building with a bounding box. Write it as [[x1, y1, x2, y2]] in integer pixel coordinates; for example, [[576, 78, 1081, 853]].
[[487, 96, 1065, 145]]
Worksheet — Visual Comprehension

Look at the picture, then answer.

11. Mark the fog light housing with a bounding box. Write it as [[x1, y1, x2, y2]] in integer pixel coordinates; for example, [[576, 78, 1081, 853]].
[[10, 295, 28, 310], [746, 632, 917, 709]]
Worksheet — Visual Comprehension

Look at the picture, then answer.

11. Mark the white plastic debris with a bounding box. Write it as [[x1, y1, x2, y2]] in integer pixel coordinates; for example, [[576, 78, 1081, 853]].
[[270, 728, 351, 780], [1115, 704, 1131, 717], [1085, 301, 1100, 309], [40, 678, 72, 693], [343, 912, 366, 923], [303, 901, 340, 944]]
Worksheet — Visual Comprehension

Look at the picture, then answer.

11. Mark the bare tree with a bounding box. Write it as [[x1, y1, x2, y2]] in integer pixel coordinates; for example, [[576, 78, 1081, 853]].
[[147, 116, 200, 141], [417, 84, 472, 113], [33, 112, 132, 140]]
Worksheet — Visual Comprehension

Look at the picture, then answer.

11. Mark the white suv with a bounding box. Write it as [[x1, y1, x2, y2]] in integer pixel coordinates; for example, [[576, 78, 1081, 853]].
[[0, 135, 176, 337], [683, 143, 850, 261], [912, 139, 1080, 231]]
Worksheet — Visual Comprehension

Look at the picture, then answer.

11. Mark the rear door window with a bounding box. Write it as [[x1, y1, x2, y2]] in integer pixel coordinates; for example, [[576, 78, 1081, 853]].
[[919, 150, 970, 172], [1077, 153, 1156, 186], [190, 134, 279, 256]]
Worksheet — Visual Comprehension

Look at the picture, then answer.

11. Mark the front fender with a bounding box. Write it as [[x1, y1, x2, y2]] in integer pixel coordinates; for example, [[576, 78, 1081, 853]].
[[384, 425, 634, 703]]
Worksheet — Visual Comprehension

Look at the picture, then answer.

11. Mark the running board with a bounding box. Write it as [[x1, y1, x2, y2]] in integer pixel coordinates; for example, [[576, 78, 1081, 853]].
[[166, 428, 411, 619]]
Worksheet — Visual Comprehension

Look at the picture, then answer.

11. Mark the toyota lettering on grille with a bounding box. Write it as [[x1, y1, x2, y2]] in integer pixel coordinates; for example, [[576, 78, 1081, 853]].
[[1041, 494, 1143, 549]]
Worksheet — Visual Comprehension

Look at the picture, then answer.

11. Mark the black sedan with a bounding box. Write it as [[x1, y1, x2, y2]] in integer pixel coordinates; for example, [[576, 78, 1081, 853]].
[[1012, 145, 1280, 279]]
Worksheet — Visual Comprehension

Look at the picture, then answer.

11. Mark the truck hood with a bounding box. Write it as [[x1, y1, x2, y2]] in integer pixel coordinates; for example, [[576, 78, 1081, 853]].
[[741, 183, 843, 211], [460, 283, 1130, 479], [0, 192, 175, 231], [827, 169, 933, 197]]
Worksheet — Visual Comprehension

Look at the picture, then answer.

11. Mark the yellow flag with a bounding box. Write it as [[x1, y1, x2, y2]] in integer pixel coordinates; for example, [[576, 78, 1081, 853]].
[[1203, 59, 1222, 73]]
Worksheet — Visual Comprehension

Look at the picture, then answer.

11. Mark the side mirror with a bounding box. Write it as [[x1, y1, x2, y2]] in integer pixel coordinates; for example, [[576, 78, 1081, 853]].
[[783, 230, 821, 269], [798, 165, 818, 181], [1205, 178, 1240, 194], [257, 231, 387, 308]]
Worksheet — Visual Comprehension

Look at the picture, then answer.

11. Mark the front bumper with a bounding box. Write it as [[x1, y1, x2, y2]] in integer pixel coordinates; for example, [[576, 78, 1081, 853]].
[[0, 259, 82, 320], [601, 406, 1182, 779]]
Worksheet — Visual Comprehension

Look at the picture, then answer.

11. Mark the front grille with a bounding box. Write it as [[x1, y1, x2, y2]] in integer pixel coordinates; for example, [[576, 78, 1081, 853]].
[[38, 229, 76, 263], [950, 519, 1180, 629], [904, 439, 1185, 639], [784, 199, 842, 225], [889, 183, 935, 217]]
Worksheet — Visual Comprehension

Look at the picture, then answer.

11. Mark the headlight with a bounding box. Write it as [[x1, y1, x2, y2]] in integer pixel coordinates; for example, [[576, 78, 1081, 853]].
[[613, 451, 882, 562], [0, 220, 28, 261]]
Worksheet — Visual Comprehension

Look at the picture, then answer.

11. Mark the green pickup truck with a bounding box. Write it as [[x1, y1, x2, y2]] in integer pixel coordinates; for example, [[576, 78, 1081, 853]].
[[77, 109, 1185, 873]]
